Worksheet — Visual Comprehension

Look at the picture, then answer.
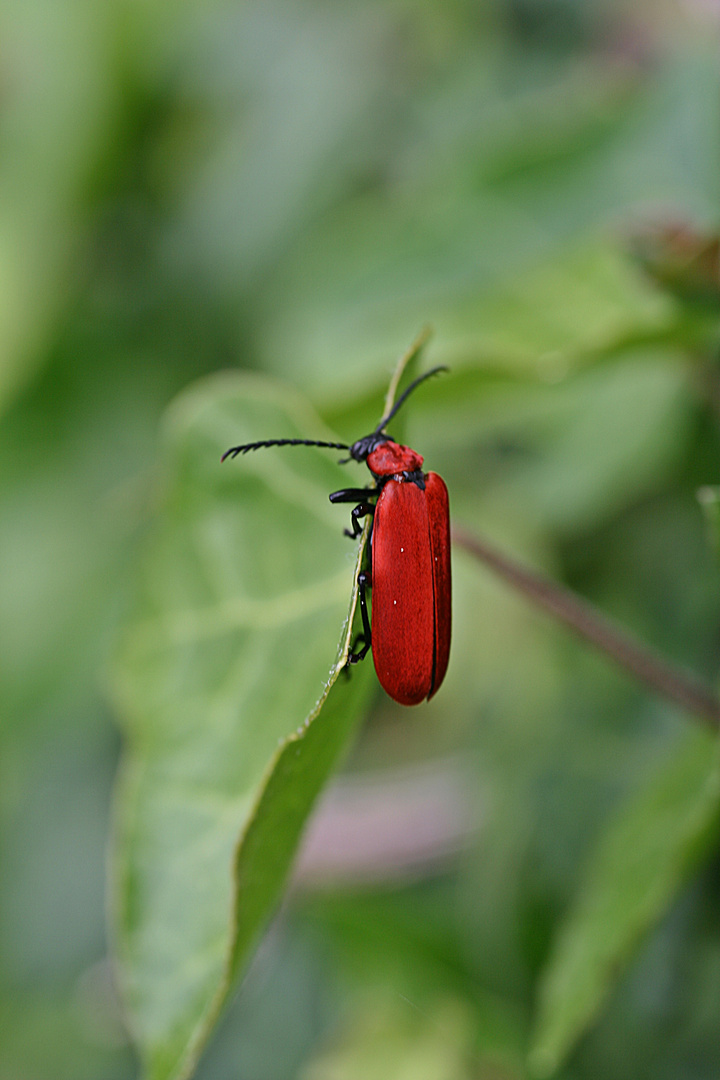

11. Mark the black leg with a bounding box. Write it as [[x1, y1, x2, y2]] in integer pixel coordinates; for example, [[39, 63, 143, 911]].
[[344, 502, 374, 538], [329, 487, 374, 503], [348, 571, 372, 664], [329, 488, 376, 538]]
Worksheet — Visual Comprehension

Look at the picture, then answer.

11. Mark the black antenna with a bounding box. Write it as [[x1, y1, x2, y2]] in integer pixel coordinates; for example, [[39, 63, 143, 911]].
[[222, 438, 349, 462], [375, 365, 448, 433], [222, 367, 449, 463]]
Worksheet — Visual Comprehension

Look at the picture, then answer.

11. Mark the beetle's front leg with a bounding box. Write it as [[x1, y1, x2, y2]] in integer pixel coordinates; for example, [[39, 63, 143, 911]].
[[329, 487, 376, 538], [348, 571, 372, 664]]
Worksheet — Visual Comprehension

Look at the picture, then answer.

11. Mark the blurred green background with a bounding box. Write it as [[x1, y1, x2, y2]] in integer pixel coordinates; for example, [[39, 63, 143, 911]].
[[2, 0, 720, 1077]]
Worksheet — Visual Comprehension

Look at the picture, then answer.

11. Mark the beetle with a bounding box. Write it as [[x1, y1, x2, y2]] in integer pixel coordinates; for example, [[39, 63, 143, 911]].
[[222, 367, 451, 706]]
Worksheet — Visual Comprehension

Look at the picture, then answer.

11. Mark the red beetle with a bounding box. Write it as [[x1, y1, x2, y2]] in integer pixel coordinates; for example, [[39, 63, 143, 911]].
[[222, 368, 451, 705]]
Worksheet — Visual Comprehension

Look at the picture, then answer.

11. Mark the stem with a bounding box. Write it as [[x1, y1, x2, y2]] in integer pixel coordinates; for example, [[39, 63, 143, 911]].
[[383, 326, 433, 419], [452, 524, 720, 730]]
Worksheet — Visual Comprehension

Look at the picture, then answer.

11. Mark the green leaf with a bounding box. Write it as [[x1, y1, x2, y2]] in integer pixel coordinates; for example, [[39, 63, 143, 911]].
[[111, 371, 375, 1080], [528, 727, 720, 1078]]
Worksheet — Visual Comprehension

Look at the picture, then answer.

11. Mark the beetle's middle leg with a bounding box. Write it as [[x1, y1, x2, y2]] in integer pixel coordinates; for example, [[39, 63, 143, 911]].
[[329, 487, 376, 538]]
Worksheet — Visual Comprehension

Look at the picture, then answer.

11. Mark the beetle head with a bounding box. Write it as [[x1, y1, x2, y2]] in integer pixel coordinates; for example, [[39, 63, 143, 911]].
[[347, 431, 390, 462]]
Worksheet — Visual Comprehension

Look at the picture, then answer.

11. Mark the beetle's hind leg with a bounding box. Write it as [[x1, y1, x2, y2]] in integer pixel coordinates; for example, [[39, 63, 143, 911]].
[[329, 487, 376, 538], [348, 571, 372, 664]]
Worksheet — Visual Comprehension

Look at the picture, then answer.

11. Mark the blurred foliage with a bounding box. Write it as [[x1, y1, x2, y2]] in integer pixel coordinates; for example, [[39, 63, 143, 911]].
[[1, 1, 720, 1079], [529, 726, 720, 1077]]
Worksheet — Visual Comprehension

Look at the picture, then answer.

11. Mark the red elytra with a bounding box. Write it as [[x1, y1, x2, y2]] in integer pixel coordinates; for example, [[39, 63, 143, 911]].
[[222, 366, 451, 706], [366, 443, 451, 705]]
